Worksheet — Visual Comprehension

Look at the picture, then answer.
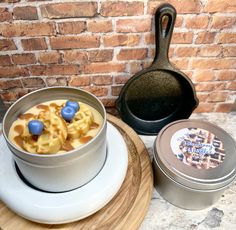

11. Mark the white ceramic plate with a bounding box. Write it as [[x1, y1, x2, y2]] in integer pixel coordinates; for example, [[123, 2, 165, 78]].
[[0, 122, 128, 224]]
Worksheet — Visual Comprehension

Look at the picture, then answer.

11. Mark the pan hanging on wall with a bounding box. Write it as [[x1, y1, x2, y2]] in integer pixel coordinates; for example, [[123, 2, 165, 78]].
[[116, 3, 199, 135]]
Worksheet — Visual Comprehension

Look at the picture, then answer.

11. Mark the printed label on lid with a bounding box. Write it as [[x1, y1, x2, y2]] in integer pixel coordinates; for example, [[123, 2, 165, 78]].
[[170, 128, 225, 169]]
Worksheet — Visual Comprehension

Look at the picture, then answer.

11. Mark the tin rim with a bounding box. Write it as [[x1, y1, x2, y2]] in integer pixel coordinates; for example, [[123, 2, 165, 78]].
[[2, 86, 107, 165], [154, 119, 236, 190]]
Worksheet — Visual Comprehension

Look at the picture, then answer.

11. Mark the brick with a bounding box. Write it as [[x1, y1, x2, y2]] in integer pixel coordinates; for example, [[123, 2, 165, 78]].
[[58, 21, 86, 34], [195, 82, 226, 92], [38, 51, 62, 64], [129, 61, 142, 74], [29, 65, 79, 76], [204, 0, 236, 13], [69, 76, 90, 87], [117, 48, 147, 61], [195, 32, 216, 44], [12, 53, 36, 65], [116, 18, 151, 32], [46, 77, 67, 86], [92, 75, 112, 85], [13, 6, 38, 20], [185, 15, 209, 29], [114, 75, 130, 84], [101, 98, 116, 108], [88, 50, 113, 62], [87, 20, 112, 33], [0, 39, 16, 51], [22, 77, 45, 88], [17, 88, 29, 98], [215, 103, 234, 112], [182, 70, 193, 79], [227, 81, 236, 90], [171, 58, 189, 70], [40, 2, 97, 19], [143, 61, 152, 69], [0, 66, 29, 78], [215, 83, 228, 90], [82, 86, 108, 97], [103, 34, 140, 47], [0, 91, 18, 101], [217, 33, 236, 44], [144, 33, 155, 45], [148, 0, 201, 14], [0, 22, 55, 37], [111, 85, 122, 96], [63, 50, 88, 64], [175, 16, 184, 27], [171, 32, 193, 44], [223, 46, 236, 57], [196, 92, 209, 102], [198, 45, 222, 57], [211, 16, 236, 29], [0, 55, 12, 66], [194, 102, 215, 113], [175, 47, 198, 57], [191, 58, 236, 69], [0, 7, 12, 22], [208, 92, 228, 102], [82, 63, 125, 74], [149, 47, 174, 63], [50, 35, 100, 50], [194, 70, 215, 82], [217, 70, 236, 81], [0, 79, 22, 90], [100, 1, 144, 16], [21, 38, 47, 51], [1, 0, 20, 2]]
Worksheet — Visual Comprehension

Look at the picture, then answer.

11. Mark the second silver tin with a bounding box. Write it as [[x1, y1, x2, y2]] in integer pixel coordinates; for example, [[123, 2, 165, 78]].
[[153, 119, 236, 210]]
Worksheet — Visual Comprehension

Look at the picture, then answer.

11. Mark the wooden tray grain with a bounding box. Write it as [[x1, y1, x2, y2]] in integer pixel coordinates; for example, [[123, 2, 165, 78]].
[[0, 114, 153, 230]]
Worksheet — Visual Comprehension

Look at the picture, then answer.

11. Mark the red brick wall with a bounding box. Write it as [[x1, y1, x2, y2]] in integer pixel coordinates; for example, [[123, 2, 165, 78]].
[[0, 0, 235, 113]]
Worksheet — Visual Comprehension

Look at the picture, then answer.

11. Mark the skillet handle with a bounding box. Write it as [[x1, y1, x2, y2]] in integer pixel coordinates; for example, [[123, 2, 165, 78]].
[[153, 3, 176, 67]]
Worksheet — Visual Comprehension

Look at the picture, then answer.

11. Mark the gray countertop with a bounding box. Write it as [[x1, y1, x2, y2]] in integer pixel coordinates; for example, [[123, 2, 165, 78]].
[[139, 112, 236, 230], [0, 113, 235, 229]]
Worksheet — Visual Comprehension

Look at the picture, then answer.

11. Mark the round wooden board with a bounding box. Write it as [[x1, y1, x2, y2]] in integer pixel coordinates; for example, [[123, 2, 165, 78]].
[[0, 114, 153, 230]]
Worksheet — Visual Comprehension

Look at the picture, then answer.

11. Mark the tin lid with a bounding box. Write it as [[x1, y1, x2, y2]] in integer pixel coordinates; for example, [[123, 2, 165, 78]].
[[154, 119, 236, 190]]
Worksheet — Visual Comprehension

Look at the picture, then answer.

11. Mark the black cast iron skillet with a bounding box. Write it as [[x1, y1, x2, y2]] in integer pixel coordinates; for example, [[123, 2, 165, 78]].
[[116, 3, 199, 135]]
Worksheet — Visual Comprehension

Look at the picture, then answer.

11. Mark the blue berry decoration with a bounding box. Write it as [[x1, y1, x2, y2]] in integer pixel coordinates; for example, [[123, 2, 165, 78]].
[[61, 106, 76, 121], [65, 100, 80, 112], [28, 120, 44, 136]]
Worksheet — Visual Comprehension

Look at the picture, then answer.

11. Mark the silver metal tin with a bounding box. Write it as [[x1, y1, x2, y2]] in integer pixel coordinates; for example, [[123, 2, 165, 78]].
[[3, 87, 107, 192], [153, 119, 236, 210]]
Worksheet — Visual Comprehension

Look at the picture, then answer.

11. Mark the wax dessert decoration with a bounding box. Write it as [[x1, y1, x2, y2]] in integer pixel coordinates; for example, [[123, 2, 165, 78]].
[[8, 100, 103, 154], [61, 106, 76, 121], [66, 101, 80, 112], [28, 120, 44, 136]]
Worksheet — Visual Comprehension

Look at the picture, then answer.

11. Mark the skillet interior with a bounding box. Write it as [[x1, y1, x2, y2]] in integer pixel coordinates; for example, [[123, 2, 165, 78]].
[[124, 69, 194, 121]]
